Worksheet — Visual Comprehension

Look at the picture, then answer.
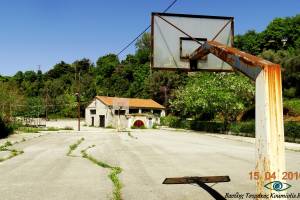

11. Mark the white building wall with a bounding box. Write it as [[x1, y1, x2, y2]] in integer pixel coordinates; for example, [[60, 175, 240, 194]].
[[85, 98, 165, 128], [85, 100, 96, 126], [85, 99, 114, 127]]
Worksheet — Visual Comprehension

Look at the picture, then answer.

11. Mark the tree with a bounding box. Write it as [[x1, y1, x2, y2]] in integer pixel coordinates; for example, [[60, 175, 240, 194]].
[[95, 54, 119, 78], [135, 33, 151, 64], [46, 61, 74, 79], [72, 58, 93, 74], [13, 71, 24, 86], [171, 72, 255, 130], [282, 54, 300, 97], [145, 71, 188, 109], [0, 82, 24, 120], [234, 30, 262, 55]]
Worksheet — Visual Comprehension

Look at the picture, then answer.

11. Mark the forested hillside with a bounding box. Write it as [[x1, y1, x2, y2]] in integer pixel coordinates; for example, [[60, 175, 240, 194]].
[[0, 14, 299, 124], [0, 33, 187, 119]]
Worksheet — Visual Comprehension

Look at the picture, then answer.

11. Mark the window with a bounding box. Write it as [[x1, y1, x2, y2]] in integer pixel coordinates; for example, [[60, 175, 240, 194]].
[[153, 110, 162, 115], [90, 109, 96, 115], [114, 110, 126, 115], [141, 109, 150, 113], [129, 109, 139, 114]]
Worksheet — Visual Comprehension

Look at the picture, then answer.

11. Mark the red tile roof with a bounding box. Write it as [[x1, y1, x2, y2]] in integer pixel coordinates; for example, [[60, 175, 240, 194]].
[[95, 96, 165, 109]]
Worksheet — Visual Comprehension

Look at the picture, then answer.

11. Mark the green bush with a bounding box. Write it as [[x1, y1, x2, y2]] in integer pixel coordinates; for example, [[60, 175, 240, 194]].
[[161, 116, 300, 143], [229, 121, 255, 137], [230, 121, 300, 142], [284, 99, 300, 116], [160, 116, 190, 129], [233, 121, 255, 134], [284, 121, 300, 142], [190, 121, 225, 133], [0, 117, 14, 139]]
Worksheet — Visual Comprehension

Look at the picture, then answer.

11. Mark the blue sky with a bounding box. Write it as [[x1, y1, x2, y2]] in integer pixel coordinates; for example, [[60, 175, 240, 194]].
[[0, 0, 299, 76]]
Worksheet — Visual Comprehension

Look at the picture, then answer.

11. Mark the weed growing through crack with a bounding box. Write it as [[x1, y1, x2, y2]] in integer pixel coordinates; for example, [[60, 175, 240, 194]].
[[0, 134, 46, 163], [81, 145, 123, 200], [0, 140, 24, 162], [109, 167, 122, 200], [67, 137, 85, 156], [127, 132, 138, 139]]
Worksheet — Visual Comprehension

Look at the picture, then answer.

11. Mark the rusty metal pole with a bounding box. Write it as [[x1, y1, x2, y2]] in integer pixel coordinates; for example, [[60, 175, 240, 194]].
[[190, 41, 286, 196], [255, 65, 286, 198]]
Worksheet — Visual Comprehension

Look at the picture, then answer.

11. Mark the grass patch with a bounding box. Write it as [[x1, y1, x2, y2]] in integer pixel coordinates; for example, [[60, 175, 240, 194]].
[[17, 126, 73, 133], [81, 146, 123, 200], [67, 137, 84, 156], [17, 127, 45, 133], [46, 127, 60, 131], [63, 126, 74, 130], [131, 125, 146, 129]]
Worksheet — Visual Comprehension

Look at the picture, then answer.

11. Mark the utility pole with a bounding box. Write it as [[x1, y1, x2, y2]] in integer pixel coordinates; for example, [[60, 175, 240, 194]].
[[75, 67, 80, 131], [45, 87, 49, 121]]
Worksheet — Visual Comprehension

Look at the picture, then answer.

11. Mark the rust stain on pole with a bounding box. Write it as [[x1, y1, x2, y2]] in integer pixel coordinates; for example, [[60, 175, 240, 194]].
[[190, 40, 286, 198], [255, 65, 285, 199]]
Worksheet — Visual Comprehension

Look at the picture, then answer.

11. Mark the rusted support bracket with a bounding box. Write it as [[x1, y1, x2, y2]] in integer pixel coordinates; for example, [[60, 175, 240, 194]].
[[190, 41, 269, 80], [163, 176, 230, 200], [190, 41, 286, 198]]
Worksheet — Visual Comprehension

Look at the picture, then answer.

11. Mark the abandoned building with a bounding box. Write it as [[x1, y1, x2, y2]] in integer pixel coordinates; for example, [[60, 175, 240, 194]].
[[85, 96, 165, 129]]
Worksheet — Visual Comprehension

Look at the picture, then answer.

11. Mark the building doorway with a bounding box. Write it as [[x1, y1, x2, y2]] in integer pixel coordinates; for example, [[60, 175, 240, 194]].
[[99, 115, 105, 127], [91, 117, 94, 126], [133, 120, 144, 128]]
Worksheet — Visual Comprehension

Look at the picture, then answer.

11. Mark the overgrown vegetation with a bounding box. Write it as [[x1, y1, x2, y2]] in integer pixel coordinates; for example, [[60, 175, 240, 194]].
[[66, 137, 85, 156], [81, 146, 123, 200], [0, 116, 15, 139], [0, 14, 299, 139]]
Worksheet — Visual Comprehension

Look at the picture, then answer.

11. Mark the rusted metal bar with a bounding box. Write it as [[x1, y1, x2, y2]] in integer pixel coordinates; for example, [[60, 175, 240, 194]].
[[196, 180, 226, 200], [163, 176, 230, 200], [190, 40, 286, 198], [190, 41, 265, 80], [163, 176, 230, 184]]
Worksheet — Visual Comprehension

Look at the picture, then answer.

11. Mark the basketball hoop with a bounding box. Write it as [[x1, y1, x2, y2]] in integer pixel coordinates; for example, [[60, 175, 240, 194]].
[[112, 98, 129, 131]]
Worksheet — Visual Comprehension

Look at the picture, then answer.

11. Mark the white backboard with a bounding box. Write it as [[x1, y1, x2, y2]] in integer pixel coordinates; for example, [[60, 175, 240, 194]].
[[151, 13, 234, 71]]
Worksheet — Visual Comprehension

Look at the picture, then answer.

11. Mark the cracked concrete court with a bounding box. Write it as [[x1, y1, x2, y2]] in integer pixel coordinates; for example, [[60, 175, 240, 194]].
[[0, 129, 299, 200]]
